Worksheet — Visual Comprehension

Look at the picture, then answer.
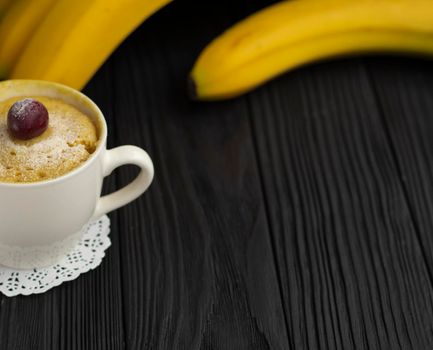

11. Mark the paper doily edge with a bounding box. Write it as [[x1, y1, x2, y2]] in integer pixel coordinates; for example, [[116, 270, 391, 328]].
[[0, 215, 111, 297]]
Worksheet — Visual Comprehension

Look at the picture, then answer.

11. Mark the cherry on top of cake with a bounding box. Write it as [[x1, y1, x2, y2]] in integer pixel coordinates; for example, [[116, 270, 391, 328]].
[[0, 96, 98, 183], [8, 98, 49, 140]]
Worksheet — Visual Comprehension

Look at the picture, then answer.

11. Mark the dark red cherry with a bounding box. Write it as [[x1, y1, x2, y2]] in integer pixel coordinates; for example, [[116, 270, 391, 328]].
[[7, 98, 49, 140]]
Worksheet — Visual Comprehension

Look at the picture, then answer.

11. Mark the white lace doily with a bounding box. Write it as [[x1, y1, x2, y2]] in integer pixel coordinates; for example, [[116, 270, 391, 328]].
[[0, 215, 111, 297]]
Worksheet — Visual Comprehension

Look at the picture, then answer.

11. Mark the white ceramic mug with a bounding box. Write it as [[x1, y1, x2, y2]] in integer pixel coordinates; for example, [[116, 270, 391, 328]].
[[0, 80, 154, 269]]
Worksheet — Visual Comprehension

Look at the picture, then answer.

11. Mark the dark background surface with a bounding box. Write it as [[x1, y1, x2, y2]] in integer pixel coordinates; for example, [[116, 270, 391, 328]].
[[1, 0, 433, 349]]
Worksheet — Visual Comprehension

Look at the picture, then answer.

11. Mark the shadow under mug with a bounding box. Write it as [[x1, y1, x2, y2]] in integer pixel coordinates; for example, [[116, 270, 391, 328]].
[[0, 80, 154, 269]]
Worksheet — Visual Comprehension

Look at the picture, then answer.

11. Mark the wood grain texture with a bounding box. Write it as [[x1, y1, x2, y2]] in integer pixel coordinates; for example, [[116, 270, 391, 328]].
[[102, 2, 289, 348], [0, 0, 433, 349], [248, 59, 433, 349]]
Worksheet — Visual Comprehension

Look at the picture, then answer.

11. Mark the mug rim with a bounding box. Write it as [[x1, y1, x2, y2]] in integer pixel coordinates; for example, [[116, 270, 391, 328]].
[[0, 79, 108, 188]]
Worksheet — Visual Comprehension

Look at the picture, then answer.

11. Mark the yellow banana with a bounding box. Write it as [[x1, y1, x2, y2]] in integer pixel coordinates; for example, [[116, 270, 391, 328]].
[[0, 0, 57, 78], [0, 0, 13, 75], [190, 0, 433, 100], [11, 0, 171, 90], [0, 0, 13, 16]]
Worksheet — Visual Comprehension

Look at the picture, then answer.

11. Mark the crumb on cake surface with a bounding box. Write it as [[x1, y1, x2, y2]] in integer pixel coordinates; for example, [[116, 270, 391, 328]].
[[0, 96, 98, 183]]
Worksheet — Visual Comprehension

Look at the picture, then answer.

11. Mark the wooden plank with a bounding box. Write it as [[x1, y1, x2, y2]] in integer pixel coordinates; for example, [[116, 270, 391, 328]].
[[247, 59, 433, 349], [366, 58, 433, 260], [366, 57, 433, 332], [106, 1, 289, 349]]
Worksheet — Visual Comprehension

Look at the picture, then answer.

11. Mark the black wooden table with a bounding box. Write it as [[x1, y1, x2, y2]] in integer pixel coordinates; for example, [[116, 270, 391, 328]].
[[2, 1, 433, 349]]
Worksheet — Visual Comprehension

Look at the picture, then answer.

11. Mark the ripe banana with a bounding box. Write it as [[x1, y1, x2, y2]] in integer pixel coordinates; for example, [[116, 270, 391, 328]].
[[0, 0, 12, 16], [11, 0, 171, 90], [0, 0, 57, 79], [190, 0, 433, 100]]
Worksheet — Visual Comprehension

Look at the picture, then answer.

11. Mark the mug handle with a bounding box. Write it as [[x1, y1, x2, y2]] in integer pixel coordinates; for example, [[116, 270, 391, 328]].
[[92, 145, 154, 219]]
